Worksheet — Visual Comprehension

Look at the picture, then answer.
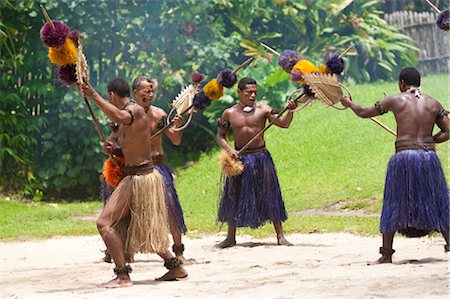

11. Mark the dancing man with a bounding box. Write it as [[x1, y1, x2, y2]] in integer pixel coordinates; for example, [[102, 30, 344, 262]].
[[80, 79, 187, 287], [341, 67, 449, 263], [132, 76, 188, 263], [216, 77, 297, 248]]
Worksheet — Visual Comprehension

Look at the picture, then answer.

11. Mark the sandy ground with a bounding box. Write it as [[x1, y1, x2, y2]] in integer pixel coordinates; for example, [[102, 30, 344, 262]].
[[1, 233, 449, 299]]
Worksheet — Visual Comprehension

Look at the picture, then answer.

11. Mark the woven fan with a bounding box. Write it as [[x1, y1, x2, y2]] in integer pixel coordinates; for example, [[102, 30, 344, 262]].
[[303, 73, 347, 108], [304, 73, 397, 136], [171, 83, 199, 115]]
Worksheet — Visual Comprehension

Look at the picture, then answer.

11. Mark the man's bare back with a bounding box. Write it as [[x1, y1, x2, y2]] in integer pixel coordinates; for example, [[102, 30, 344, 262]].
[[381, 91, 445, 143]]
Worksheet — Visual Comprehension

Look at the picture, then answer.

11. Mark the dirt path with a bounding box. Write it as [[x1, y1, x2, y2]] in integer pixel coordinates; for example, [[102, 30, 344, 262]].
[[1, 233, 449, 298]]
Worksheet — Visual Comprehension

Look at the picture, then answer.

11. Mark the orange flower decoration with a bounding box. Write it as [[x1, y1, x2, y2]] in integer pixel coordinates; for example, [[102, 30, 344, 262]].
[[102, 156, 124, 187]]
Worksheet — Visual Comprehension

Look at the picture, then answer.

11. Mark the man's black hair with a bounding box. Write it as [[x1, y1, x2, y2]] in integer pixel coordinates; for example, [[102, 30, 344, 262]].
[[107, 78, 130, 97], [238, 77, 257, 90], [399, 67, 421, 87]]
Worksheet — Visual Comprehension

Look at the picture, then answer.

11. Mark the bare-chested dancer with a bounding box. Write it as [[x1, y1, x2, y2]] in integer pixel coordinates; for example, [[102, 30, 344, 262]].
[[216, 77, 297, 248], [341, 67, 449, 264], [132, 76, 189, 264], [81, 79, 187, 288]]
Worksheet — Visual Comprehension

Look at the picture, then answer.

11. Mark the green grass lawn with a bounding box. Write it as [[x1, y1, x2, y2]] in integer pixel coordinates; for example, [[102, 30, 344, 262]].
[[1, 74, 448, 240]]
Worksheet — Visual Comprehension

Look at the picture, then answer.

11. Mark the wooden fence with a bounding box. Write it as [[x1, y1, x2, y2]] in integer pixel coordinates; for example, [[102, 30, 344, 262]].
[[385, 11, 449, 76]]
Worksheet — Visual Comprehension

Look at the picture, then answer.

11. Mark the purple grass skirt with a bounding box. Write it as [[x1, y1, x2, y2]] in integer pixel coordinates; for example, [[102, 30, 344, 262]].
[[156, 164, 187, 234], [380, 149, 449, 237], [218, 150, 288, 228], [100, 176, 114, 205]]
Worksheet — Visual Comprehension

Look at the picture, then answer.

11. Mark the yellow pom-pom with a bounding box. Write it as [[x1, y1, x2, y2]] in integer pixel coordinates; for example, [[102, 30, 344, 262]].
[[48, 38, 78, 66], [318, 64, 329, 74], [204, 79, 224, 100], [292, 60, 318, 84]]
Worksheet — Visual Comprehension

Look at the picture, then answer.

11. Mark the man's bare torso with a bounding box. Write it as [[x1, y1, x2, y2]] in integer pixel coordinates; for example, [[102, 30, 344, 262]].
[[117, 104, 152, 166], [226, 103, 271, 149], [386, 92, 442, 144], [146, 106, 166, 160]]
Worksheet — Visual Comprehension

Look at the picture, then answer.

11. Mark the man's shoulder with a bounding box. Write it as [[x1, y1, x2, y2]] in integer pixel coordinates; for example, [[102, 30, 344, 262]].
[[150, 106, 167, 116]]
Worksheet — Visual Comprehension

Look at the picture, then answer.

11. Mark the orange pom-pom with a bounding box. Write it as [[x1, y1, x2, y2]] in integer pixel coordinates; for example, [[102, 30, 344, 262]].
[[103, 156, 125, 187], [48, 38, 78, 66], [318, 64, 329, 74], [291, 60, 318, 84], [204, 79, 224, 100]]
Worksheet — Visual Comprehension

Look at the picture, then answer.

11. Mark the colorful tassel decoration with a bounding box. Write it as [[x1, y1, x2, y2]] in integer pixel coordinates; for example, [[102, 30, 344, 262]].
[[278, 50, 302, 73], [58, 64, 77, 85], [204, 78, 224, 100], [103, 156, 124, 188], [436, 9, 449, 31], [325, 54, 345, 75], [40, 20, 70, 48], [216, 69, 238, 88], [193, 91, 212, 111], [191, 72, 205, 84], [48, 38, 78, 66]]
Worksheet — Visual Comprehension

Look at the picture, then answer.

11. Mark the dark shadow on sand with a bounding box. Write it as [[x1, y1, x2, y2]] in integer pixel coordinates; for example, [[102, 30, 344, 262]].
[[394, 257, 447, 265]]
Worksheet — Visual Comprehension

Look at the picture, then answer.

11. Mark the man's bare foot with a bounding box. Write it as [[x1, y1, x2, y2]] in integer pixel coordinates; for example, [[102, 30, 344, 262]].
[[155, 266, 188, 281], [100, 276, 133, 288], [277, 236, 293, 246], [367, 255, 392, 265], [216, 238, 236, 248], [95, 252, 112, 264]]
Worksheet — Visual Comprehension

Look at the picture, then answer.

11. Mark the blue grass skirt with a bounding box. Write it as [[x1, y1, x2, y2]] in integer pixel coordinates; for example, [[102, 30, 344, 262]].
[[100, 175, 114, 204], [380, 150, 449, 237], [156, 164, 187, 234], [218, 150, 288, 228]]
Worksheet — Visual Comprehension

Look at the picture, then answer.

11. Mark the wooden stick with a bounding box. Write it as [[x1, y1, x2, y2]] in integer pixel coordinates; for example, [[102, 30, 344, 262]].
[[151, 102, 195, 140], [238, 92, 307, 155], [338, 44, 354, 59], [82, 97, 108, 143], [260, 42, 281, 56], [425, 0, 441, 14], [369, 117, 397, 137], [232, 57, 254, 74], [39, 4, 56, 30]]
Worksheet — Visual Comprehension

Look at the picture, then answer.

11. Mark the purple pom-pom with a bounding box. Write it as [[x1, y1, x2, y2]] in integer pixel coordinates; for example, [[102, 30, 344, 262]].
[[290, 69, 303, 82], [193, 91, 212, 112], [278, 50, 302, 73], [216, 69, 238, 88], [58, 64, 77, 85], [326, 54, 345, 75], [40, 20, 70, 48], [437, 9, 449, 31], [68, 31, 79, 47], [191, 72, 205, 84], [303, 85, 314, 96]]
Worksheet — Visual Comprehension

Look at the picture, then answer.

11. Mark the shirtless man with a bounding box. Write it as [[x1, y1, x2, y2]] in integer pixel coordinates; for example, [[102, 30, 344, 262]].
[[341, 67, 449, 263], [80, 79, 187, 287], [132, 76, 188, 263], [216, 77, 297, 248]]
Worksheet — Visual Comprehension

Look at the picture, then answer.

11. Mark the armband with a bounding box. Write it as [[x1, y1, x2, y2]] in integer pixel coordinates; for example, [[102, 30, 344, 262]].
[[217, 118, 230, 129], [374, 101, 387, 115], [438, 109, 449, 118]]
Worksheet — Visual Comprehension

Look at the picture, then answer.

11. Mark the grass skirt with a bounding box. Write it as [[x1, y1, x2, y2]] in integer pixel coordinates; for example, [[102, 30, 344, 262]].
[[380, 150, 449, 237], [114, 170, 170, 255], [218, 150, 287, 228], [99, 175, 114, 205], [155, 164, 187, 234]]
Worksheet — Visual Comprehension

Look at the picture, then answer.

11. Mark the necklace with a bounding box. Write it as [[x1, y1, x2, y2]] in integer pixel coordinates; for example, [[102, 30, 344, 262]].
[[239, 103, 254, 113]]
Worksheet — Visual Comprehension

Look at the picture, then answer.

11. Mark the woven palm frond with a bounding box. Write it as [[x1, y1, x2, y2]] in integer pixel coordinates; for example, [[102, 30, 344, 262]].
[[171, 84, 199, 115], [303, 73, 343, 107], [76, 42, 88, 85]]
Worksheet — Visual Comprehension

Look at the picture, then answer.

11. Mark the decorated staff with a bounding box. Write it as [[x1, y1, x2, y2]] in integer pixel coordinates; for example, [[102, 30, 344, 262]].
[[39, 5, 123, 187], [262, 42, 395, 136], [303, 73, 396, 136], [221, 44, 355, 177], [151, 57, 253, 140], [425, 0, 449, 33]]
